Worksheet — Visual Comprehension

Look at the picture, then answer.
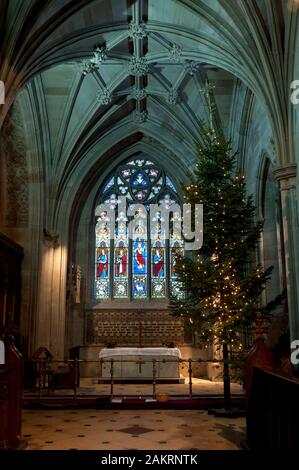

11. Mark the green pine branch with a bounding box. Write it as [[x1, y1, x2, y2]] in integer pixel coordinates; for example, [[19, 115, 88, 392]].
[[170, 84, 285, 360]]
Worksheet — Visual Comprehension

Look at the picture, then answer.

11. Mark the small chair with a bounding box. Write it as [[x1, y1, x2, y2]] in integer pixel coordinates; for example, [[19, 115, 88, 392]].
[[53, 361, 79, 389]]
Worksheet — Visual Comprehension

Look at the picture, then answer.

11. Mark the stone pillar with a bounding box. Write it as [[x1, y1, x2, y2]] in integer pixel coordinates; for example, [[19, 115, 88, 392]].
[[35, 231, 68, 359], [274, 163, 299, 344]]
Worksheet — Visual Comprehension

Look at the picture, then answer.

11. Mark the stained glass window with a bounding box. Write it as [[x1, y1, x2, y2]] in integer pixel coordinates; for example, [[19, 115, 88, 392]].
[[94, 157, 183, 301]]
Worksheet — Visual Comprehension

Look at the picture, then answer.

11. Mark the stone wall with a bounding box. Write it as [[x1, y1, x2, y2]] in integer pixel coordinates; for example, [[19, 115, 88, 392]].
[[86, 309, 184, 347]]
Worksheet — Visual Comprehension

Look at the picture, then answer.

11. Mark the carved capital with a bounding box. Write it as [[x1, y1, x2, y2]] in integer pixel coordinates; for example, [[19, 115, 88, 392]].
[[273, 163, 297, 190], [43, 228, 59, 249]]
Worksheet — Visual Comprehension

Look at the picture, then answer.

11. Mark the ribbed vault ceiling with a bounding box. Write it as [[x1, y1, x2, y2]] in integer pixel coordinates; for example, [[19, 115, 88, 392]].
[[0, 0, 297, 229]]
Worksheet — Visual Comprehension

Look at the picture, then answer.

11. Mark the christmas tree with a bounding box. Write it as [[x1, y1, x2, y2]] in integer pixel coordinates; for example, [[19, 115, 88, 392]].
[[170, 84, 284, 411]]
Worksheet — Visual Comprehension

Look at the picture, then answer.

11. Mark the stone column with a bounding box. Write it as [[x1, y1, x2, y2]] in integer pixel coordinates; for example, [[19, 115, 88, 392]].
[[35, 231, 68, 359], [274, 163, 299, 344]]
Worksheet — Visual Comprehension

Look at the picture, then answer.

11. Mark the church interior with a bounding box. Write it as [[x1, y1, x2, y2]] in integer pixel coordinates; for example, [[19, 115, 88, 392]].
[[1, 0, 299, 453]]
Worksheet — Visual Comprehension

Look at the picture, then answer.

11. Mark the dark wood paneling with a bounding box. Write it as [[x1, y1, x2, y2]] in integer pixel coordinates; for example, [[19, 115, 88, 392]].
[[0, 232, 23, 331]]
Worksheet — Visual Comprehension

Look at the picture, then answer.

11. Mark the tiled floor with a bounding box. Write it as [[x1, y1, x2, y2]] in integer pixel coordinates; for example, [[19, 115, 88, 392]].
[[22, 409, 246, 450], [25, 377, 244, 397]]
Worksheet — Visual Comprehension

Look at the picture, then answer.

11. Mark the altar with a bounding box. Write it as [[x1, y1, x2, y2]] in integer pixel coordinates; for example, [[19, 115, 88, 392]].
[[98, 347, 182, 382]]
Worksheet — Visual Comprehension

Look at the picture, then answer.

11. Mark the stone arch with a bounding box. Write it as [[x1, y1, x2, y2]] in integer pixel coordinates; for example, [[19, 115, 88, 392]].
[[257, 153, 285, 306]]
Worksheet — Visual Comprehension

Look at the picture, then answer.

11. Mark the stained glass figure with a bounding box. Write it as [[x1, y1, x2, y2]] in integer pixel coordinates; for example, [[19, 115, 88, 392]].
[[96, 247, 108, 278], [151, 209, 166, 298], [115, 247, 127, 276], [133, 240, 147, 274], [95, 211, 110, 299], [152, 247, 164, 277], [114, 210, 128, 298]]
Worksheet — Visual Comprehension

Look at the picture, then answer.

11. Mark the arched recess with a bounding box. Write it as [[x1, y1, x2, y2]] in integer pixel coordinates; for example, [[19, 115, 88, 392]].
[[64, 132, 190, 355], [6, 78, 195, 359], [258, 154, 285, 310], [3, 0, 298, 359]]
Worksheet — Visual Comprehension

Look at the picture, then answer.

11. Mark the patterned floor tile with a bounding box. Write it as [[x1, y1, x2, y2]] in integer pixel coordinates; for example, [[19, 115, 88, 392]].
[[22, 409, 245, 450]]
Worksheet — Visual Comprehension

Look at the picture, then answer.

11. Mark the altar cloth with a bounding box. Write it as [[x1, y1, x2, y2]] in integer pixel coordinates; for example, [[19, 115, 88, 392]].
[[99, 347, 181, 379]]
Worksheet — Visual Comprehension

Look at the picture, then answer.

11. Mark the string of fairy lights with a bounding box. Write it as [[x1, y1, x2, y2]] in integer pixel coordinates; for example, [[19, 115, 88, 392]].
[[172, 94, 267, 355]]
